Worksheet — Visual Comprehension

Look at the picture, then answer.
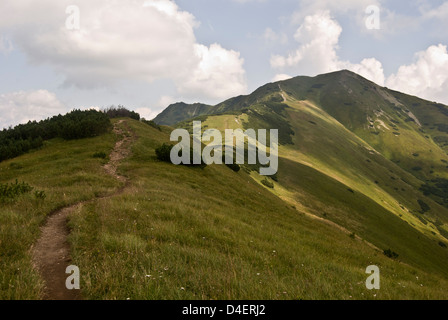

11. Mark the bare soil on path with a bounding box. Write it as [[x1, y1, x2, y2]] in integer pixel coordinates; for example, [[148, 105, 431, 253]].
[[31, 120, 136, 300]]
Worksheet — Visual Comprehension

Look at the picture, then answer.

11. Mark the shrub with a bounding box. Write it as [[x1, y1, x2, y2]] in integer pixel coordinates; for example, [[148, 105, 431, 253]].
[[0, 109, 111, 162], [221, 155, 240, 172], [103, 105, 140, 120], [156, 143, 207, 169], [226, 163, 240, 172], [383, 249, 399, 259], [93, 151, 107, 159], [417, 199, 430, 214], [261, 178, 274, 189], [155, 144, 173, 163], [0, 180, 34, 202]]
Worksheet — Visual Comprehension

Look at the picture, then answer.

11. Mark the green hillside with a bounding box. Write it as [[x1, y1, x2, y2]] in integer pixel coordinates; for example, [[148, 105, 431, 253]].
[[2, 70, 448, 300], [153, 70, 448, 284]]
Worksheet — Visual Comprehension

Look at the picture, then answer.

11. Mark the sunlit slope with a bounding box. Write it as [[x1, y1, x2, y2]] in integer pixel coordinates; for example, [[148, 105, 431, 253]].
[[156, 70, 448, 186], [278, 70, 448, 182], [66, 119, 448, 299], [157, 71, 448, 279], [157, 70, 448, 242], [196, 99, 448, 278], [193, 93, 448, 233]]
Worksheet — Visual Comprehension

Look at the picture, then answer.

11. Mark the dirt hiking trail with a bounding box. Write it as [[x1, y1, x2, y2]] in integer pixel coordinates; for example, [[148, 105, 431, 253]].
[[31, 120, 136, 300]]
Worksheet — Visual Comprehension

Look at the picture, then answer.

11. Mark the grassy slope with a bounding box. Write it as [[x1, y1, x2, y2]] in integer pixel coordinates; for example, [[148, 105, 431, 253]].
[[1, 118, 448, 299], [197, 93, 448, 278], [0, 130, 120, 299], [65, 119, 448, 299], [277, 71, 448, 238]]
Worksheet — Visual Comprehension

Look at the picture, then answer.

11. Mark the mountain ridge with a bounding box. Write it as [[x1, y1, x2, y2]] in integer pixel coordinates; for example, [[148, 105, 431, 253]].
[[152, 69, 448, 279], [2, 71, 448, 299]]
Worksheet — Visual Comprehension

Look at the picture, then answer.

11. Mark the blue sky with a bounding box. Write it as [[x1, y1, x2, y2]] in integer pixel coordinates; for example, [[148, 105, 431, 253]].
[[1, 0, 448, 128]]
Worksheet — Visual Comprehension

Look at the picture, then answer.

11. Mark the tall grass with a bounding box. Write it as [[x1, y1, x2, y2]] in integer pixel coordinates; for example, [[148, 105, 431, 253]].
[[67, 120, 448, 300], [0, 127, 120, 299]]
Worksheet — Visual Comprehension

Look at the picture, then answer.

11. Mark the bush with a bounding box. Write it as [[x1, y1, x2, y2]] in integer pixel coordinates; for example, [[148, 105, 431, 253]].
[[0, 180, 34, 202], [155, 144, 173, 163], [156, 143, 207, 169], [383, 249, 399, 259], [261, 178, 274, 189], [93, 151, 107, 159], [417, 199, 430, 214], [0, 109, 111, 162], [59, 110, 111, 140], [226, 163, 240, 172], [103, 106, 140, 120], [221, 155, 240, 172]]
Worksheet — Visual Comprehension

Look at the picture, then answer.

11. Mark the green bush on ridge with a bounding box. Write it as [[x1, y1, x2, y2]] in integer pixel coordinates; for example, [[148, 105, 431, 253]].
[[103, 105, 140, 121], [0, 109, 112, 163], [155, 143, 206, 169]]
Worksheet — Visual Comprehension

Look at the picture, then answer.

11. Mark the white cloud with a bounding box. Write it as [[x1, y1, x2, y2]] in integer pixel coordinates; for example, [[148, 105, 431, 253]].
[[271, 11, 385, 86], [291, 0, 381, 25], [0, 90, 66, 129], [340, 58, 385, 87], [271, 11, 344, 73], [178, 43, 247, 100], [420, 1, 448, 21], [386, 44, 448, 104], [271, 9, 448, 103], [135, 107, 160, 121], [0, 0, 247, 101], [263, 28, 288, 45], [291, 1, 418, 39], [156, 95, 177, 109], [272, 74, 293, 82]]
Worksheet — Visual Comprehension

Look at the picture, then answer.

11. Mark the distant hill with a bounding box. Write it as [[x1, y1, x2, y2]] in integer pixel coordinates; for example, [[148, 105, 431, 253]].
[[154, 102, 213, 126], [154, 69, 448, 278]]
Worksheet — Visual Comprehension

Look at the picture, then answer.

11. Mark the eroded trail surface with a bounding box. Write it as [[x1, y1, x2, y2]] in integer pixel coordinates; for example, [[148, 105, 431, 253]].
[[32, 120, 135, 300]]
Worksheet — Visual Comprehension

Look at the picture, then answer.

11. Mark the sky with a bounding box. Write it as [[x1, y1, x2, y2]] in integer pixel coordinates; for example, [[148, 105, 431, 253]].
[[1, 0, 448, 129]]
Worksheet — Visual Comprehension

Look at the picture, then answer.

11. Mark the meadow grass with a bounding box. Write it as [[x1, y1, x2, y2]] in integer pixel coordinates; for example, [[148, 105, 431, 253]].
[[66, 119, 448, 299], [0, 130, 120, 299], [2, 117, 448, 299]]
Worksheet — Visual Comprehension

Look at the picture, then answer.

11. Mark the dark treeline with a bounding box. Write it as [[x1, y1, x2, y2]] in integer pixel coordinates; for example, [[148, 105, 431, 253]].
[[0, 109, 112, 162], [103, 105, 140, 120]]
